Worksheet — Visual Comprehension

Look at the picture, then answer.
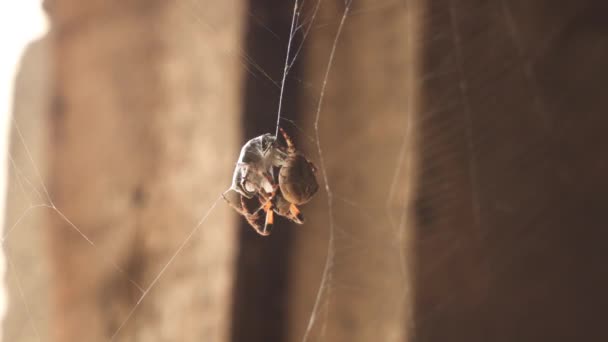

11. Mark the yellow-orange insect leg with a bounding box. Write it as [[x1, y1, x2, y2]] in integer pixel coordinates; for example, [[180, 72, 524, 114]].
[[289, 204, 305, 224], [263, 201, 274, 235]]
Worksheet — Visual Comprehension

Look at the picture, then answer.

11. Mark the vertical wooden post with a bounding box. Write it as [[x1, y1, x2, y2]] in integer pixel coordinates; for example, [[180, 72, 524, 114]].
[[415, 0, 608, 341], [3, 37, 52, 342], [288, 1, 420, 341], [48, 0, 244, 341]]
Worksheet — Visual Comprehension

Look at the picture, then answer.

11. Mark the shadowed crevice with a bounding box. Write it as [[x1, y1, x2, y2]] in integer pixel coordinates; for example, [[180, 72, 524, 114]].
[[230, 1, 303, 341]]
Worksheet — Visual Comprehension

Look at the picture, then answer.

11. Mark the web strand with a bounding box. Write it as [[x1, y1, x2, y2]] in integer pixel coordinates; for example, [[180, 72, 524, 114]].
[[8, 119, 147, 293], [1, 204, 47, 243], [275, 0, 300, 137], [386, 0, 414, 288], [9, 154, 45, 203], [11, 119, 53, 205], [448, 0, 481, 227], [499, 0, 549, 127], [5, 248, 41, 341], [182, 1, 281, 90], [6, 1, 358, 341], [287, 0, 322, 73], [110, 196, 220, 340], [5, 1, 557, 340], [302, 1, 352, 341]]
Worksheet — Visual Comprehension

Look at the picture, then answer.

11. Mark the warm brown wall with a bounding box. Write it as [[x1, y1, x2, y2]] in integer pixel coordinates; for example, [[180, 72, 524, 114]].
[[288, 1, 419, 341], [47, 1, 243, 341], [230, 1, 301, 341], [4, 1, 608, 341], [414, 1, 608, 341], [3, 37, 52, 342]]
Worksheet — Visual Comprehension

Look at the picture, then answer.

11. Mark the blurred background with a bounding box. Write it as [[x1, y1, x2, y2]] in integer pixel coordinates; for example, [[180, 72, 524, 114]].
[[2, 0, 608, 341]]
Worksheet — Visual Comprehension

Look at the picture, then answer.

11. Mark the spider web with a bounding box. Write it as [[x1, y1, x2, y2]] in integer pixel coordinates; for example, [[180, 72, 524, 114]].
[[1, 0, 418, 341]]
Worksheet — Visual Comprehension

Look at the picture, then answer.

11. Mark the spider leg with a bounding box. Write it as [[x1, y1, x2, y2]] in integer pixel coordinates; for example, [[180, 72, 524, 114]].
[[243, 191, 276, 236], [288, 203, 305, 224], [279, 127, 297, 154], [240, 195, 269, 236], [222, 189, 249, 216], [262, 200, 274, 235], [222, 189, 270, 236]]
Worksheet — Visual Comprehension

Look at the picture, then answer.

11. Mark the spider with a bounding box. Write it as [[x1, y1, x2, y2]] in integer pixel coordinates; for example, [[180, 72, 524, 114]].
[[223, 128, 318, 236], [276, 127, 319, 206], [234, 189, 304, 236]]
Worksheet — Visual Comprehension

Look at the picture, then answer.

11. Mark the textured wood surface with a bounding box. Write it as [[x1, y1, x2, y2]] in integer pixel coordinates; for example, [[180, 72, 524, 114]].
[[47, 1, 243, 341], [414, 1, 608, 341], [3, 37, 52, 342], [288, 1, 419, 341], [3, 1, 608, 341]]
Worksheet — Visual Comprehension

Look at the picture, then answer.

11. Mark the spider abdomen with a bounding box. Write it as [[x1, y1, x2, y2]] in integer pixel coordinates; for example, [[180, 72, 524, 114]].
[[279, 154, 319, 205]]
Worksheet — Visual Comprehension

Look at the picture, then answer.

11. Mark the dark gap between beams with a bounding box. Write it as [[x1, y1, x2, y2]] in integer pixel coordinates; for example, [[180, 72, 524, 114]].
[[230, 1, 303, 341]]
